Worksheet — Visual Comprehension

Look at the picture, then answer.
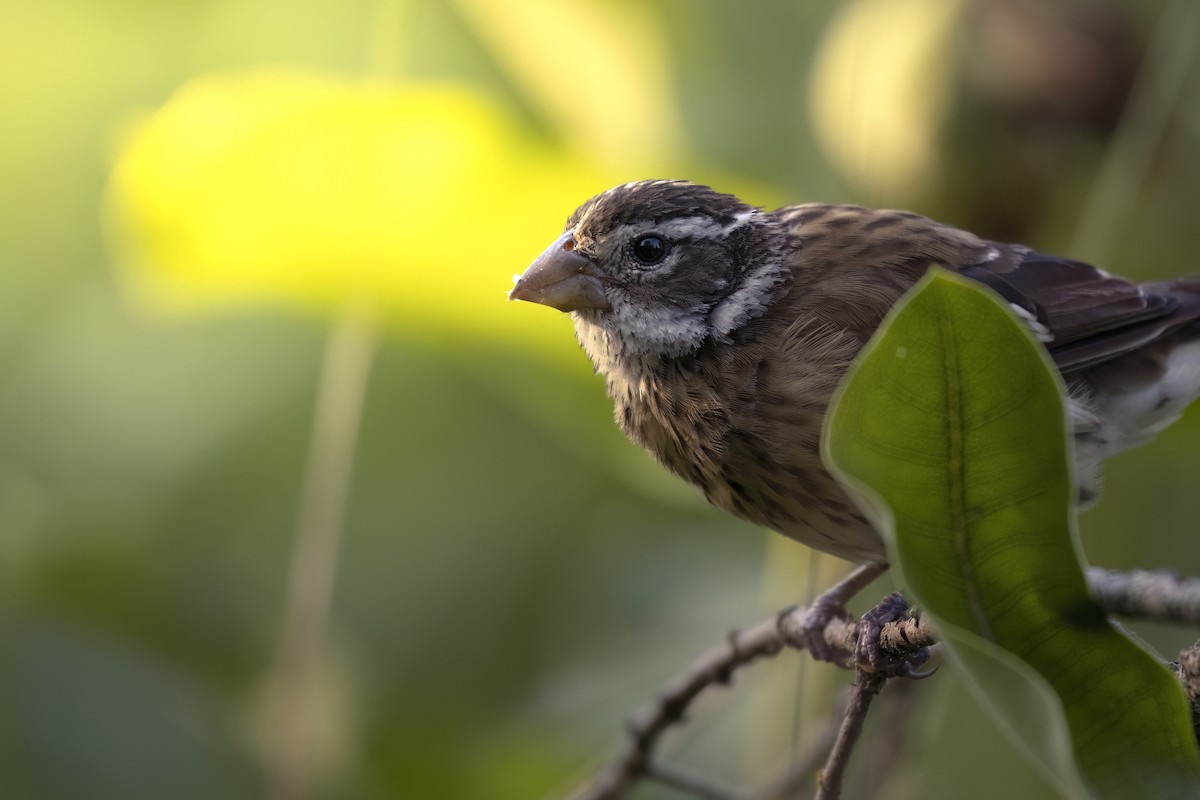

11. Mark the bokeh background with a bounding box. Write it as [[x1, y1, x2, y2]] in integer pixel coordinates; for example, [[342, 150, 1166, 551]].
[[4, 0, 1200, 797]]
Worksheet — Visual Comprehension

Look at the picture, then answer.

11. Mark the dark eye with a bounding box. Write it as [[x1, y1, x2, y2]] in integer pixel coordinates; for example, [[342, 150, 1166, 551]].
[[632, 235, 668, 265]]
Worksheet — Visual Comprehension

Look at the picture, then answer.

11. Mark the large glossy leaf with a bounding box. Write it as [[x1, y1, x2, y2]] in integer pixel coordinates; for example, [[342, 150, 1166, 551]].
[[824, 269, 1200, 798]]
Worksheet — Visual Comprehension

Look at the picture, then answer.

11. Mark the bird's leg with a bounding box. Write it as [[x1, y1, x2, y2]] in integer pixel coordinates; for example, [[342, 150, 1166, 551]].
[[792, 562, 888, 666]]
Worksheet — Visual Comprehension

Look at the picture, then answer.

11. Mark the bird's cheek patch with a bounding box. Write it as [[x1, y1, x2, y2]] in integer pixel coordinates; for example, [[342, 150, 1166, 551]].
[[710, 258, 789, 338], [603, 294, 709, 357]]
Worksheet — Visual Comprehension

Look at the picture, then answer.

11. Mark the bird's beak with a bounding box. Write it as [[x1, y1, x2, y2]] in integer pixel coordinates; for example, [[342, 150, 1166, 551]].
[[509, 232, 611, 312]]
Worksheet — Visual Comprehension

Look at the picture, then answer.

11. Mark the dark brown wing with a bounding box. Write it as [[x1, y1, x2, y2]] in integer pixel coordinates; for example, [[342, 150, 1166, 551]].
[[960, 250, 1200, 371], [777, 203, 1200, 373]]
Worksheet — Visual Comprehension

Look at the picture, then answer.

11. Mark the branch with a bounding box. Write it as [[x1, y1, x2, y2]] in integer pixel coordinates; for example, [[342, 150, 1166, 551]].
[[569, 606, 928, 800], [642, 762, 743, 800], [571, 566, 1200, 800], [1086, 567, 1200, 624], [1175, 641, 1200, 745], [567, 617, 784, 800], [814, 670, 888, 800]]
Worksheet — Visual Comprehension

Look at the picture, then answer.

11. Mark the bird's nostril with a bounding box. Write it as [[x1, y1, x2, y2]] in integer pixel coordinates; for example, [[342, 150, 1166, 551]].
[[563, 237, 576, 251]]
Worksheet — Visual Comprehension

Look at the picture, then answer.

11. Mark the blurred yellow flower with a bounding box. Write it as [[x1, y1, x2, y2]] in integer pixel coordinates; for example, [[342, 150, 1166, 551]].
[[810, 0, 965, 201], [105, 71, 612, 337]]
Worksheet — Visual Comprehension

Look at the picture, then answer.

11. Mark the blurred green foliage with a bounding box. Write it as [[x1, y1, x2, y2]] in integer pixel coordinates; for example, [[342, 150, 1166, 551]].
[[2, 0, 1199, 798]]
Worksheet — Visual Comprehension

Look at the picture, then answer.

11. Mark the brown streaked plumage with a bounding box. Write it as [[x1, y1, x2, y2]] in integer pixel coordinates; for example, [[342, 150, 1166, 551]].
[[510, 180, 1200, 565]]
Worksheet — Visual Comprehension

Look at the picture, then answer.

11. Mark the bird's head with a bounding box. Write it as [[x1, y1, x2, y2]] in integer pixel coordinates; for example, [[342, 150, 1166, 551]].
[[510, 180, 792, 358]]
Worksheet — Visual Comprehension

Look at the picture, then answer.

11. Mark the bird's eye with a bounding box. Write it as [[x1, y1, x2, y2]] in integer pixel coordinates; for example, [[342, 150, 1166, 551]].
[[632, 235, 668, 265]]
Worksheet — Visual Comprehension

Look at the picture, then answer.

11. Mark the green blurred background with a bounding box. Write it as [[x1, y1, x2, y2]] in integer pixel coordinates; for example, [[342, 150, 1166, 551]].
[[3, 0, 1200, 798]]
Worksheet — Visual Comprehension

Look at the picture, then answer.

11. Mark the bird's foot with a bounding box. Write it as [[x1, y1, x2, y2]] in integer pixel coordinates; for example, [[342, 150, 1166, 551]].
[[780, 594, 855, 666], [854, 592, 931, 677], [780, 562, 888, 667]]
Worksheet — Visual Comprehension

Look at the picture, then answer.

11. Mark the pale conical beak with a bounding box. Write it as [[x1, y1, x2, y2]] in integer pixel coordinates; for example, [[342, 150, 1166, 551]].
[[509, 232, 611, 312]]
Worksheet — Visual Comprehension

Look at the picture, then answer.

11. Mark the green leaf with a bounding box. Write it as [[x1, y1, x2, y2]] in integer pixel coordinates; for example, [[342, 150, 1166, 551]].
[[823, 268, 1200, 798]]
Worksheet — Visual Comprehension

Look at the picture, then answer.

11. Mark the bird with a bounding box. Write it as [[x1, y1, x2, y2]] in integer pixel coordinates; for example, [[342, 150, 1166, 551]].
[[509, 179, 1200, 667]]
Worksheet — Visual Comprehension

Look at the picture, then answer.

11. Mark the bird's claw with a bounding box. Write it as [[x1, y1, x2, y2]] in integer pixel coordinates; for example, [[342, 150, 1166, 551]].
[[854, 592, 930, 676]]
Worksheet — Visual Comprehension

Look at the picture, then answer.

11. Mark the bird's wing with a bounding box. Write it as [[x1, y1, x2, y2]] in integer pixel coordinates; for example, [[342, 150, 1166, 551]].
[[960, 250, 1200, 371], [779, 203, 1200, 372]]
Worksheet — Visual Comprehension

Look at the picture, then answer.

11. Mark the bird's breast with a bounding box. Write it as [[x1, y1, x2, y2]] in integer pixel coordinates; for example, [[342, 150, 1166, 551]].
[[606, 354, 885, 562]]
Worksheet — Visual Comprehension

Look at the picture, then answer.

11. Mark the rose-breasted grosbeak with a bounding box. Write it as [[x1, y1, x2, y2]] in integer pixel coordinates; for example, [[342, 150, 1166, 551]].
[[510, 180, 1200, 590]]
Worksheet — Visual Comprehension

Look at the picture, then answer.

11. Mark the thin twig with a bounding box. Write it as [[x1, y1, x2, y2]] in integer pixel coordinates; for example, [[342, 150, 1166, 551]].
[[1070, 0, 1200, 263], [644, 762, 746, 800], [814, 670, 889, 800], [265, 313, 376, 800], [568, 617, 786, 800], [748, 696, 846, 800], [857, 675, 921, 799]]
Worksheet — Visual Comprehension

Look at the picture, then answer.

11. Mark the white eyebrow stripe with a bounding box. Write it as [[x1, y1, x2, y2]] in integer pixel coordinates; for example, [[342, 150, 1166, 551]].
[[607, 210, 760, 244], [722, 209, 757, 233]]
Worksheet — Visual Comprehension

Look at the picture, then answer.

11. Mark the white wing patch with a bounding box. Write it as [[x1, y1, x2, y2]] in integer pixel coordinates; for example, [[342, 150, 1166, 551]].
[[1009, 303, 1054, 342]]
